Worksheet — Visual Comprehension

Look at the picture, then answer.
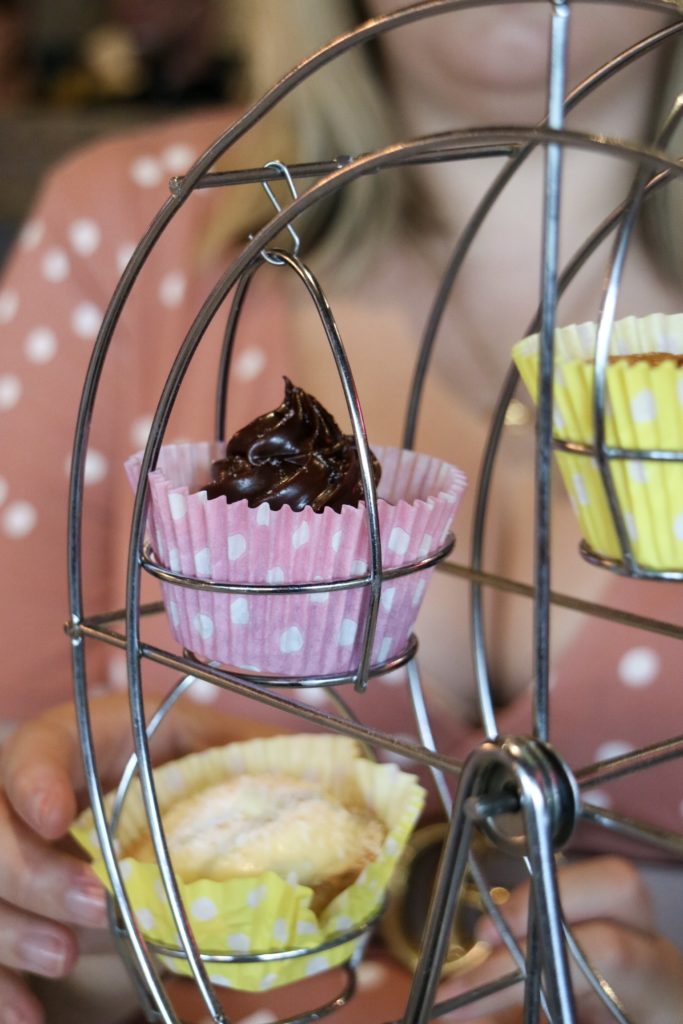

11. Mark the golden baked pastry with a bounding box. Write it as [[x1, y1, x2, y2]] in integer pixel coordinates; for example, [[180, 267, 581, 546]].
[[130, 773, 386, 912]]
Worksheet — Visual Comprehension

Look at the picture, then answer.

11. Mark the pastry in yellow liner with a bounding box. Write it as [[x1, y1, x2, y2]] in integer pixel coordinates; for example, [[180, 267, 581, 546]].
[[71, 733, 425, 991], [512, 312, 683, 572]]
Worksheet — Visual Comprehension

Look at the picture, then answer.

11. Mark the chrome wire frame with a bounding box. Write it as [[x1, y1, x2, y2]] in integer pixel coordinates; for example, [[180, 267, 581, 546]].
[[65, 2, 683, 1023]]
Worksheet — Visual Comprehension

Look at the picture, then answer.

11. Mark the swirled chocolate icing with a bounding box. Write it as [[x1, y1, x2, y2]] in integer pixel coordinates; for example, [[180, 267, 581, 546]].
[[203, 378, 381, 512]]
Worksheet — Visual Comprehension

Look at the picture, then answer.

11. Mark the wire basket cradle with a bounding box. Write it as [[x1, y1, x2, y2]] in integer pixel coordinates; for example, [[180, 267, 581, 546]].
[[64, 1, 683, 1023]]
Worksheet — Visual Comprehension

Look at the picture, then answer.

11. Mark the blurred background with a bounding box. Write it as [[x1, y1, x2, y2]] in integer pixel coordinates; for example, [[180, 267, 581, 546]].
[[0, 0, 240, 263]]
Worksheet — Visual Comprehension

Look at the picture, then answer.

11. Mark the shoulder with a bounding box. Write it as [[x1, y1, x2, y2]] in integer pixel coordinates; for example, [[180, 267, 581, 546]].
[[38, 107, 242, 214]]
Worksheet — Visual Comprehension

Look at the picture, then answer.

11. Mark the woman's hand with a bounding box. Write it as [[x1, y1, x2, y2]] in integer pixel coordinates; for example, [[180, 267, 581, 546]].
[[443, 855, 683, 1023], [0, 691, 274, 1024]]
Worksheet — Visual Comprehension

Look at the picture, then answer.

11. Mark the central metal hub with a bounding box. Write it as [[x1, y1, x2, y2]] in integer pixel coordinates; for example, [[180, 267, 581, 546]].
[[467, 736, 580, 857]]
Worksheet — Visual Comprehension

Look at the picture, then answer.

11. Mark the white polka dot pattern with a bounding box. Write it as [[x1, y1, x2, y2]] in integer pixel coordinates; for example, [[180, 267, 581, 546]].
[[627, 461, 647, 484], [280, 626, 303, 653], [162, 143, 196, 173], [234, 346, 267, 382], [292, 521, 310, 549], [256, 503, 270, 526], [617, 646, 660, 687], [24, 326, 58, 363], [0, 288, 18, 323], [191, 897, 218, 921], [18, 219, 44, 250], [230, 598, 249, 625], [68, 219, 101, 256], [131, 442, 465, 675], [357, 960, 390, 990], [2, 501, 37, 538], [136, 908, 156, 931], [169, 493, 187, 520], [194, 548, 211, 576], [247, 886, 267, 908], [338, 619, 357, 647], [388, 527, 409, 556], [674, 513, 683, 542], [116, 242, 136, 274], [584, 789, 612, 810], [234, 1012, 277, 1024], [83, 450, 109, 486], [193, 613, 214, 639], [186, 678, 219, 704], [158, 270, 187, 308], [107, 653, 128, 689], [228, 533, 247, 560], [594, 740, 635, 762], [629, 388, 656, 423], [71, 301, 103, 340], [130, 414, 154, 448], [513, 317, 683, 570], [0, 374, 21, 410], [130, 155, 163, 188], [41, 248, 70, 282]]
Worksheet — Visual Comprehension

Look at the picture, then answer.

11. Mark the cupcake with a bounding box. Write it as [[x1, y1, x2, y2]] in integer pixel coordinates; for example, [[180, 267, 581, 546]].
[[71, 733, 425, 991], [512, 312, 683, 572], [125, 379, 467, 676]]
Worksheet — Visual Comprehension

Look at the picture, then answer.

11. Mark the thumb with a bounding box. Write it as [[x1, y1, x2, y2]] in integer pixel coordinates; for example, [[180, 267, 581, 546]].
[[1, 707, 80, 840]]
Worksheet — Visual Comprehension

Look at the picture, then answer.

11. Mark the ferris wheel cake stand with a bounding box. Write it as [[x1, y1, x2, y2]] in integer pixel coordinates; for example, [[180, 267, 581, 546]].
[[65, 2, 683, 1021]]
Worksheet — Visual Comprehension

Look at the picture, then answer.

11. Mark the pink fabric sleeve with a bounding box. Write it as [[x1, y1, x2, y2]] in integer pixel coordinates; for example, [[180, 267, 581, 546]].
[[0, 109, 290, 722]]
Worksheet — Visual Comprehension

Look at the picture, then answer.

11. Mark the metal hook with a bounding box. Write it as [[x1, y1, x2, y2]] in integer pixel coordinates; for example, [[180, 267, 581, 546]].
[[254, 159, 301, 266]]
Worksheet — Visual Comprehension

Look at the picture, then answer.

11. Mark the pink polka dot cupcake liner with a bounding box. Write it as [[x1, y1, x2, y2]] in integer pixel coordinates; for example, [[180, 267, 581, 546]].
[[125, 442, 467, 677], [513, 312, 683, 572]]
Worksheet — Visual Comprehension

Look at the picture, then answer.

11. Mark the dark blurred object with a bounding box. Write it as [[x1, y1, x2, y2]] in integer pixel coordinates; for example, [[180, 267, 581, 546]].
[[0, 0, 33, 108], [40, 0, 239, 107], [379, 823, 516, 978]]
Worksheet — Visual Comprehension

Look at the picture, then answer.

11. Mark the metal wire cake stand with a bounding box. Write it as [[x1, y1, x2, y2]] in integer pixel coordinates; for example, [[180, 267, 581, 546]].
[[65, 1, 683, 1021]]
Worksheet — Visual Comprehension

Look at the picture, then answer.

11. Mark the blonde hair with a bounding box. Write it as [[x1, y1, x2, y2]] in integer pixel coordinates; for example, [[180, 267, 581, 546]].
[[206, 1, 682, 283], [203, 0, 410, 278]]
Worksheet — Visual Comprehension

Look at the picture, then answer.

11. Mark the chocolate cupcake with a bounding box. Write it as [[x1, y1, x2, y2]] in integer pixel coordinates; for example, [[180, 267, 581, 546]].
[[125, 381, 467, 675], [203, 377, 381, 513]]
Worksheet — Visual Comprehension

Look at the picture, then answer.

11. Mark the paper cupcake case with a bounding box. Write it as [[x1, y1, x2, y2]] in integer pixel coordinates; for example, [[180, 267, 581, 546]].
[[125, 443, 466, 676], [71, 733, 425, 991], [512, 312, 683, 572]]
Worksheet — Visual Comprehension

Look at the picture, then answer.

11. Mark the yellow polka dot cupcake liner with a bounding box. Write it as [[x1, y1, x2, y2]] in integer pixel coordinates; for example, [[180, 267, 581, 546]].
[[72, 733, 425, 991], [512, 312, 683, 573]]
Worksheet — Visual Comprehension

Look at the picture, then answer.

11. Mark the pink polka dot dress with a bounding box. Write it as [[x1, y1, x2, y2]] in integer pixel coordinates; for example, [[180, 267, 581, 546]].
[[1, 109, 682, 877]]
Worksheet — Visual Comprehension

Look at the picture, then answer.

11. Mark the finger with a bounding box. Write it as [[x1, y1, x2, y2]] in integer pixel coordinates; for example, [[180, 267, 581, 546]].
[[0, 706, 81, 840], [476, 857, 655, 946], [0, 962, 48, 1024], [0, 899, 77, 980], [570, 919, 683, 1024], [0, 793, 106, 929], [2, 693, 278, 839], [440, 915, 683, 1023], [156, 697, 280, 763]]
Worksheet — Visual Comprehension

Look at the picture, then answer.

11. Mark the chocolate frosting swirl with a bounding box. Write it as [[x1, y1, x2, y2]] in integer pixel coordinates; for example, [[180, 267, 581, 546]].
[[204, 378, 381, 512]]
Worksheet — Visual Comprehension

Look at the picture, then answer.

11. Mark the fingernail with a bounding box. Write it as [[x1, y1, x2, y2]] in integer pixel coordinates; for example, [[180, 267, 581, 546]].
[[28, 787, 62, 835], [65, 875, 108, 927], [17, 931, 69, 978]]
